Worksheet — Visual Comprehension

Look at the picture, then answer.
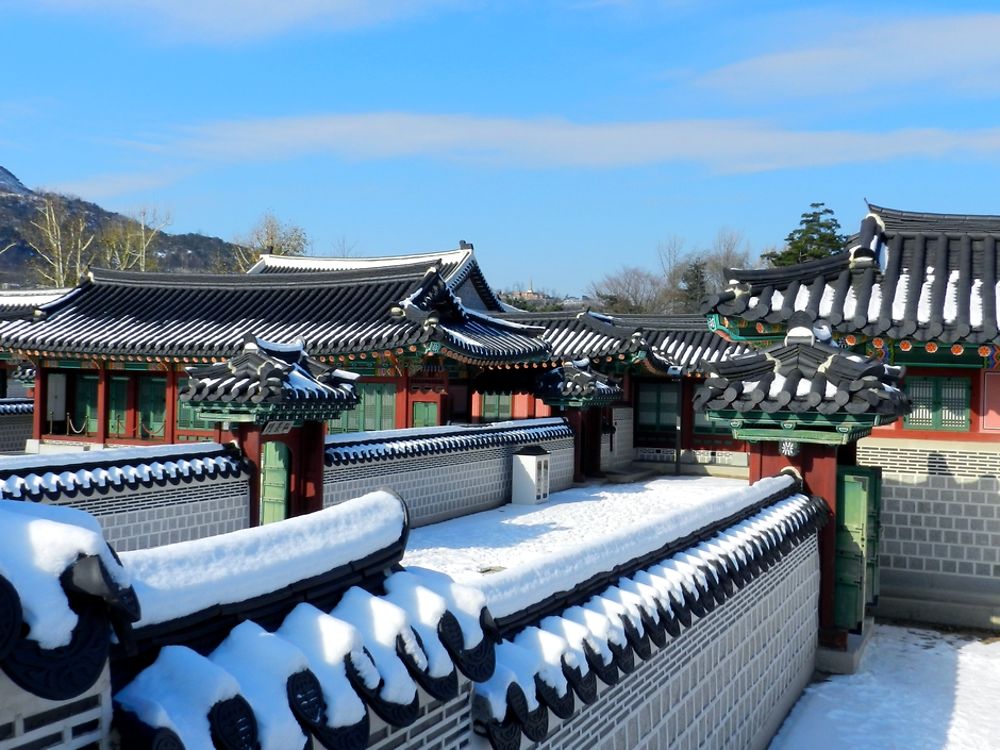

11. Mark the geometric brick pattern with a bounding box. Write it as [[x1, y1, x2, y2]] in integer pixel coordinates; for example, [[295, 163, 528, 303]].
[[324, 439, 574, 527], [53, 478, 250, 551], [0, 415, 30, 453], [367, 681, 472, 750], [534, 537, 819, 750], [858, 443, 1000, 478], [876, 471, 1000, 580]]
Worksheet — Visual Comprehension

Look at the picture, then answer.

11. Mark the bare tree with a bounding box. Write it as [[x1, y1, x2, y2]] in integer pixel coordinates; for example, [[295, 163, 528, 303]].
[[588, 266, 668, 314], [228, 211, 310, 272], [95, 207, 170, 272], [331, 234, 358, 258], [23, 194, 95, 287], [704, 227, 752, 292]]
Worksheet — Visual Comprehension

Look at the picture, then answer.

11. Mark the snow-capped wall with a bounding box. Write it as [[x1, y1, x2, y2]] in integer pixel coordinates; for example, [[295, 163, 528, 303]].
[[324, 419, 575, 525]]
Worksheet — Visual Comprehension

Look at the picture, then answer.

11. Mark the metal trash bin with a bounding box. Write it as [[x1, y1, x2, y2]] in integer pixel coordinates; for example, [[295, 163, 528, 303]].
[[512, 445, 550, 505]]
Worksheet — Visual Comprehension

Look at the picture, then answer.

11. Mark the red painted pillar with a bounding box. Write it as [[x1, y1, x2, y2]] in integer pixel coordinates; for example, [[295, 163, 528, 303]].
[[238, 424, 263, 527], [95, 365, 108, 446], [298, 419, 326, 515], [32, 362, 46, 440], [164, 366, 177, 444], [566, 408, 585, 483], [748, 441, 840, 642]]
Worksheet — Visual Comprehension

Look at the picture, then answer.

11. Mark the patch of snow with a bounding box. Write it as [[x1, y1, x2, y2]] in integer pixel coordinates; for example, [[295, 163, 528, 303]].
[[209, 621, 309, 750], [867, 283, 883, 321], [916, 269, 935, 323], [539, 615, 598, 676], [0, 500, 129, 648], [122, 491, 404, 628], [843, 286, 858, 320], [970, 279, 983, 328], [943, 269, 960, 324], [771, 624, 1000, 749], [793, 285, 810, 311], [332, 587, 424, 706], [394, 566, 487, 650], [277, 603, 372, 728], [818, 284, 836, 318], [891, 273, 908, 321], [404, 475, 793, 618], [115, 646, 240, 750], [513, 627, 570, 697], [476, 640, 542, 719], [381, 573, 453, 678]]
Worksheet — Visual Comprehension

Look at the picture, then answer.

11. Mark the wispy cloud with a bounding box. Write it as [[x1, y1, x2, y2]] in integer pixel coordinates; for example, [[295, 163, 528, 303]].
[[23, 0, 461, 41], [156, 112, 1000, 173], [697, 13, 1000, 98], [51, 167, 193, 200]]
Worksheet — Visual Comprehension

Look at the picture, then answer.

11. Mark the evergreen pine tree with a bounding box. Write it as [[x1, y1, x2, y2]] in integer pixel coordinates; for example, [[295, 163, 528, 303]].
[[762, 202, 846, 267]]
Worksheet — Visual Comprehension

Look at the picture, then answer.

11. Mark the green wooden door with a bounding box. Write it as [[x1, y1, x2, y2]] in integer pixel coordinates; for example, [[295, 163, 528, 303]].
[[108, 376, 129, 437], [260, 441, 290, 525], [72, 375, 99, 435], [835, 466, 881, 632], [138, 376, 166, 439], [411, 401, 439, 428]]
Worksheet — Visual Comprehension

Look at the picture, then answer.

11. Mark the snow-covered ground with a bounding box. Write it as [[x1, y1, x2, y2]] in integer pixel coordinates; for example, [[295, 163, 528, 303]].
[[771, 624, 1000, 750], [402, 474, 802, 616]]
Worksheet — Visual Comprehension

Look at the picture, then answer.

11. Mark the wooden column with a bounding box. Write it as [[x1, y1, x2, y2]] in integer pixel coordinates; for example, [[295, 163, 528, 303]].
[[238, 424, 263, 527], [298, 419, 327, 515], [95, 365, 108, 446], [31, 362, 45, 440], [164, 366, 177, 444], [748, 440, 840, 644], [566, 408, 585, 483]]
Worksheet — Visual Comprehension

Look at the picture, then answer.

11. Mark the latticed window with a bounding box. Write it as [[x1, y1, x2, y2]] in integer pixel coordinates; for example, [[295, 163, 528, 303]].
[[480, 393, 512, 423], [176, 395, 216, 433], [903, 376, 970, 431], [637, 382, 680, 431], [328, 382, 396, 434]]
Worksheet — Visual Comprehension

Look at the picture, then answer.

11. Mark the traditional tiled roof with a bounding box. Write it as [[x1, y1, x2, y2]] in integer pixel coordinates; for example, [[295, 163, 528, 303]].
[[535, 359, 624, 407], [694, 324, 909, 418], [248, 244, 506, 311], [498, 310, 647, 363], [703, 204, 1000, 344], [470, 487, 829, 748], [324, 417, 573, 466], [0, 397, 31, 415], [0, 288, 70, 320], [0, 443, 245, 502], [107, 493, 500, 749], [499, 311, 747, 374], [10, 361, 34, 385], [614, 314, 752, 372], [180, 335, 360, 415], [0, 265, 547, 366], [0, 501, 139, 701]]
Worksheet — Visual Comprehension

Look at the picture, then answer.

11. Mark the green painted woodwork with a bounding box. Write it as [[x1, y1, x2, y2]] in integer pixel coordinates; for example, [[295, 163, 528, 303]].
[[123, 361, 153, 371], [706, 409, 891, 446], [903, 376, 970, 431], [108, 376, 129, 437], [328, 382, 395, 433], [138, 376, 166, 439], [177, 394, 216, 431], [480, 393, 512, 423], [834, 466, 882, 632], [412, 400, 439, 428], [260, 441, 290, 525], [637, 381, 680, 433], [72, 374, 99, 435]]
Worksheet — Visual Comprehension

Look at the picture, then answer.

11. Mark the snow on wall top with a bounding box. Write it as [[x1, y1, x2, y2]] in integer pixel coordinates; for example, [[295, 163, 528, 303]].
[[0, 442, 246, 502], [405, 474, 798, 619], [121, 490, 407, 628], [325, 417, 572, 465], [471, 492, 829, 749]]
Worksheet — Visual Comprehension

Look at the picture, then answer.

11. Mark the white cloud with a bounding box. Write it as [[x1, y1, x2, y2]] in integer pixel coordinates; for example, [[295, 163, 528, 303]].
[[157, 112, 1000, 173], [23, 0, 460, 41], [698, 13, 1000, 98], [51, 167, 192, 200]]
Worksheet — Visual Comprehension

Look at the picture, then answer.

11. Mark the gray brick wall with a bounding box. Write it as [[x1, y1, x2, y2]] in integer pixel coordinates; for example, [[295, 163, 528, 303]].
[[0, 414, 31, 453], [324, 438, 574, 526], [366, 681, 472, 750], [859, 442, 1000, 628], [0, 664, 110, 750], [601, 407, 634, 473], [520, 537, 819, 750], [53, 477, 250, 551]]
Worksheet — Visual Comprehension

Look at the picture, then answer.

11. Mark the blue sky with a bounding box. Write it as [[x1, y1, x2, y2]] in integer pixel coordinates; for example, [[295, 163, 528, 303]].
[[3, 1, 1000, 294]]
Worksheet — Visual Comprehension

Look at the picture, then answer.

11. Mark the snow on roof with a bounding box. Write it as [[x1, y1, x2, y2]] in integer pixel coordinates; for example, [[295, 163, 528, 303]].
[[471, 492, 829, 745], [325, 417, 572, 465], [0, 443, 246, 503], [403, 474, 797, 618], [121, 490, 406, 628], [247, 246, 474, 276], [0, 500, 131, 648]]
